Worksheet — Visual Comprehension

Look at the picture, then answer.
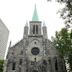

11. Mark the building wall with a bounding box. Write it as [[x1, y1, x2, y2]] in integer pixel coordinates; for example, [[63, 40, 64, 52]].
[[0, 19, 9, 60]]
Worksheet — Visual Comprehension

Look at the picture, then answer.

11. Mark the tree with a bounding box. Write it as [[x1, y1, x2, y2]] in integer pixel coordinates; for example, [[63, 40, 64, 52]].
[[52, 28, 72, 71], [47, 0, 72, 28], [57, 0, 72, 28], [0, 60, 4, 72], [68, 29, 72, 71]]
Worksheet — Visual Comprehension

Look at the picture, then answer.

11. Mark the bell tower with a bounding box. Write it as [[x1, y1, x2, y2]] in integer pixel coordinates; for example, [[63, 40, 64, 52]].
[[29, 5, 42, 36]]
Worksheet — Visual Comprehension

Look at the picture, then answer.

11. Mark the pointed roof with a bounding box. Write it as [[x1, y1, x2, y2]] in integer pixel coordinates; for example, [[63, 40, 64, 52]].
[[25, 21, 28, 26], [43, 21, 46, 26], [32, 5, 39, 21]]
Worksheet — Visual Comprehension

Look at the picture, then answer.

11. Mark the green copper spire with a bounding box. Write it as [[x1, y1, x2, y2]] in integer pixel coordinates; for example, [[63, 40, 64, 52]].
[[32, 5, 39, 21]]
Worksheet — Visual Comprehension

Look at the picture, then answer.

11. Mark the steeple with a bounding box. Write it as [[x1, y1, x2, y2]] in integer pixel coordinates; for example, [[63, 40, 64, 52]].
[[29, 5, 41, 35], [32, 5, 39, 21], [42, 22, 47, 39], [23, 21, 28, 38]]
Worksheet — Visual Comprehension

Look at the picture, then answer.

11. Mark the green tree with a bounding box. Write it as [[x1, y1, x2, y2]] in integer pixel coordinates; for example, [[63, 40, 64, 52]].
[[0, 60, 4, 72], [68, 29, 72, 71], [52, 28, 72, 71]]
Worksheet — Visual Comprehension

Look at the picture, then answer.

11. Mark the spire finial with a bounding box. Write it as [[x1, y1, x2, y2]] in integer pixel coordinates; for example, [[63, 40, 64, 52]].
[[43, 21, 46, 26], [32, 4, 39, 21], [25, 21, 28, 26]]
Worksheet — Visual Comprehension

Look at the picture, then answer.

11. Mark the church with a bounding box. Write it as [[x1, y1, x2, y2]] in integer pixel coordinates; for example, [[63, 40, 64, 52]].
[[3, 6, 66, 72]]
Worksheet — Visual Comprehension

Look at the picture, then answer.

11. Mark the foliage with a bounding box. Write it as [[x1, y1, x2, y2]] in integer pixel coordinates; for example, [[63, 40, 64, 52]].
[[0, 60, 4, 72], [47, 0, 72, 28], [57, 0, 72, 28], [68, 53, 72, 71], [68, 29, 72, 71], [47, 0, 72, 70], [52, 28, 72, 71]]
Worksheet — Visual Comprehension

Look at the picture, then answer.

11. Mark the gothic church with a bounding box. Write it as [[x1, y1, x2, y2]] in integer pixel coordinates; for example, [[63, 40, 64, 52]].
[[4, 6, 66, 72]]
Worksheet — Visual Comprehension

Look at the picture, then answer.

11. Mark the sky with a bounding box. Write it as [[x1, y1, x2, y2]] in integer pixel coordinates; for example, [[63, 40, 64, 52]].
[[0, 0, 65, 58]]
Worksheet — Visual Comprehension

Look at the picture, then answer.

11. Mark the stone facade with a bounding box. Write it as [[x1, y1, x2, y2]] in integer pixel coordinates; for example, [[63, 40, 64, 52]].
[[4, 6, 66, 72]]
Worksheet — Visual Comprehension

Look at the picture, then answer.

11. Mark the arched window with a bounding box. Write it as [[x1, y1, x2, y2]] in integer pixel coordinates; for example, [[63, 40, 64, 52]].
[[19, 67, 21, 72], [33, 25, 35, 34], [54, 57, 58, 71], [19, 59, 22, 65], [36, 25, 38, 34], [48, 58, 52, 72], [43, 60, 47, 66], [33, 25, 38, 34], [12, 62, 16, 70], [20, 50, 23, 55]]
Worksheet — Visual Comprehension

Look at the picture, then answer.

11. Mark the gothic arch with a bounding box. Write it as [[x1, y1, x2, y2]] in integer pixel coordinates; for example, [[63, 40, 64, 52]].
[[53, 57, 58, 71]]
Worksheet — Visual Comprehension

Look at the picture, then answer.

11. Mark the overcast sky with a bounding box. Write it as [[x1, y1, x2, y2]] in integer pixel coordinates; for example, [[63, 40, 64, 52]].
[[0, 0, 65, 48]]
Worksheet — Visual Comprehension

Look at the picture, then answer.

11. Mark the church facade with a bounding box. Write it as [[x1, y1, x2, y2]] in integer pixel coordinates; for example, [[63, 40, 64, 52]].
[[4, 6, 66, 72]]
